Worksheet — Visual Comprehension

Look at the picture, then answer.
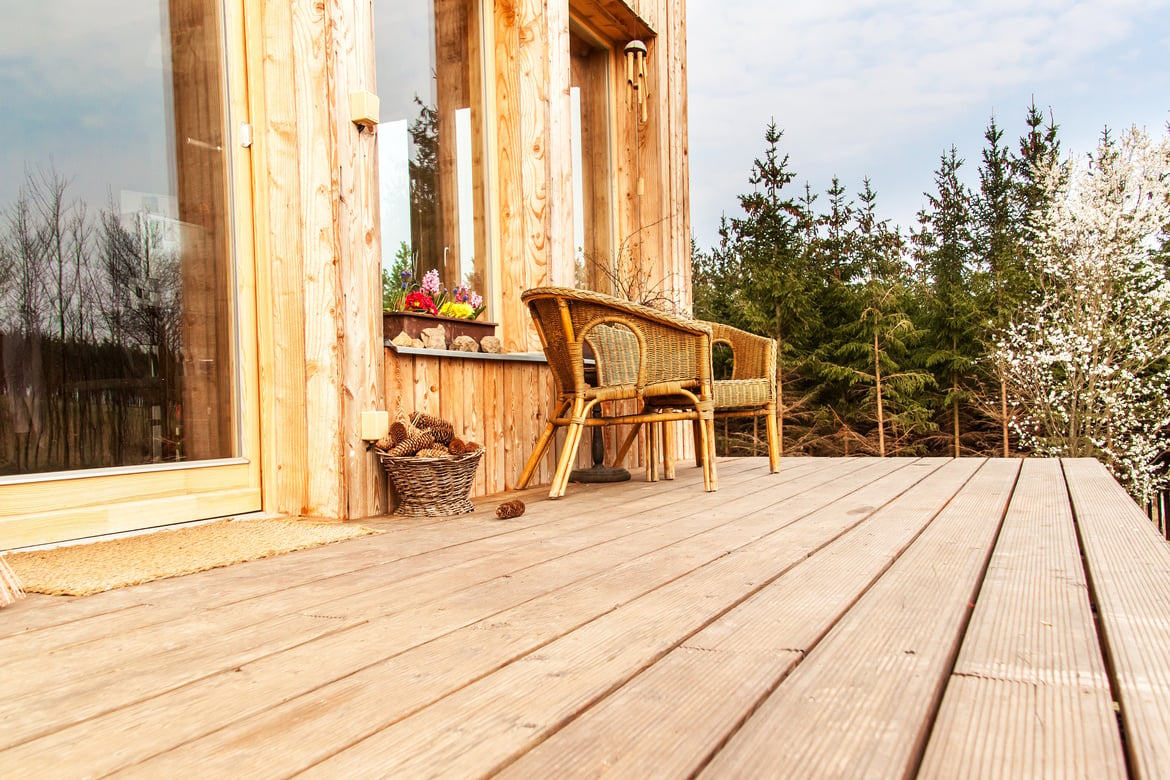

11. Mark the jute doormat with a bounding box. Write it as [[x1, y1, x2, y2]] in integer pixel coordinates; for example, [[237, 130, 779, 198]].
[[4, 518, 379, 597]]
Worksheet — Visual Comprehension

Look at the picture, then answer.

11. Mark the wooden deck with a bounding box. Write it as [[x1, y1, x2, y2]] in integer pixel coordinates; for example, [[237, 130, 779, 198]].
[[3, 456, 1170, 778]]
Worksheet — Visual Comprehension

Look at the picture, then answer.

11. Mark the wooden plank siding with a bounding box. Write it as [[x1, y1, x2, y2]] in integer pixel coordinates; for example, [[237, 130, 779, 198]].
[[384, 350, 654, 497], [4, 456, 1168, 777], [223, 0, 696, 525]]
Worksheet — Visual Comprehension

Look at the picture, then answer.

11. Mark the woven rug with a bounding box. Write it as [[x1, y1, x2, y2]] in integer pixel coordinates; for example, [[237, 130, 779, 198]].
[[4, 518, 379, 597]]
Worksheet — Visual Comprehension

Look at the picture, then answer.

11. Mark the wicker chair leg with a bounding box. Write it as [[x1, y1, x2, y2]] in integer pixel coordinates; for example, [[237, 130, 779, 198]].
[[646, 421, 659, 482], [662, 420, 676, 480], [698, 417, 718, 492], [614, 423, 643, 468], [518, 398, 570, 489], [692, 419, 703, 467], [549, 399, 588, 498], [765, 409, 781, 473]]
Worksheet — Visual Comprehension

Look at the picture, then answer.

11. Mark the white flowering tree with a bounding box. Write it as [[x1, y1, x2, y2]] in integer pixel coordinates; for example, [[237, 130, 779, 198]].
[[998, 125, 1170, 504]]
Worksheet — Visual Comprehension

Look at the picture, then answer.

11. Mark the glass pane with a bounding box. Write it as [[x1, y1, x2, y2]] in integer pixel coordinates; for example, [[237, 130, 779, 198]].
[[375, 0, 489, 315], [569, 26, 613, 294], [0, 0, 235, 476]]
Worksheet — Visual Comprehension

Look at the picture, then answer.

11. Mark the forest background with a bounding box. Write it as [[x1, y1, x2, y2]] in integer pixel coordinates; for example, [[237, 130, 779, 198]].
[[691, 103, 1170, 507]]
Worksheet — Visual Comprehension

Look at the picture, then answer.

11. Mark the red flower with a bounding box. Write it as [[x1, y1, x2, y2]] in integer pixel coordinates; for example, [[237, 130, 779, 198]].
[[403, 291, 437, 315]]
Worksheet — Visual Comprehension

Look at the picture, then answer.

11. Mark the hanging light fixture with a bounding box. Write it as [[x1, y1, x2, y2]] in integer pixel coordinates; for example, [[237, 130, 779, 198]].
[[624, 40, 648, 123]]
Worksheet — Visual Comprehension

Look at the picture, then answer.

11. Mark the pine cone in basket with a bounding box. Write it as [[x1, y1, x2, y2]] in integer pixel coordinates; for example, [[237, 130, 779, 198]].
[[375, 433, 395, 451], [388, 430, 437, 457], [410, 412, 454, 433], [388, 420, 412, 446], [449, 437, 483, 455], [496, 499, 525, 519], [415, 445, 451, 458]]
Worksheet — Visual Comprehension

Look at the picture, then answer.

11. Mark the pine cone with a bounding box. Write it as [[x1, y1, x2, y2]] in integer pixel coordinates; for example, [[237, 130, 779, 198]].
[[388, 421, 411, 445], [496, 499, 525, 519], [388, 430, 437, 457], [415, 445, 451, 458], [374, 434, 395, 451], [410, 412, 454, 434], [448, 437, 468, 455]]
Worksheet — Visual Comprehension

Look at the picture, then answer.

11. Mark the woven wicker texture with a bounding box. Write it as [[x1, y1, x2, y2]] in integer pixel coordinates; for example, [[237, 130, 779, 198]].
[[519, 286, 718, 498], [379, 449, 483, 516], [702, 320, 781, 472], [713, 377, 773, 409]]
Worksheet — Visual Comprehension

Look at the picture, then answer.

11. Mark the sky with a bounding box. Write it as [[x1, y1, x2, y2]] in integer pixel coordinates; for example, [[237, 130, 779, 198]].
[[686, 0, 1170, 251]]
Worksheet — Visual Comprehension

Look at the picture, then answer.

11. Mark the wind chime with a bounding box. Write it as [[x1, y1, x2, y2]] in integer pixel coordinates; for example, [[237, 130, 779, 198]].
[[625, 40, 648, 270], [624, 39, 648, 123]]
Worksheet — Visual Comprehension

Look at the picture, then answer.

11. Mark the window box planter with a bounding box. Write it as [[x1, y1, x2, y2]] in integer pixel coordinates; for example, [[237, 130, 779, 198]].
[[382, 312, 497, 344]]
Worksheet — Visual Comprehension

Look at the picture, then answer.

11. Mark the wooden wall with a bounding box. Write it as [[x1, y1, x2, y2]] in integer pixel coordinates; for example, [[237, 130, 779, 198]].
[[384, 351, 669, 500], [243, 0, 384, 521], [242, 0, 689, 518]]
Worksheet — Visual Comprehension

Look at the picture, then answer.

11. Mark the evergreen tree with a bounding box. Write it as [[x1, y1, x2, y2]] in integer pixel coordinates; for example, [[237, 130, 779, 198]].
[[913, 146, 979, 456], [807, 177, 863, 453], [824, 180, 933, 455], [974, 115, 1026, 456], [1014, 99, 1062, 277], [719, 121, 811, 454]]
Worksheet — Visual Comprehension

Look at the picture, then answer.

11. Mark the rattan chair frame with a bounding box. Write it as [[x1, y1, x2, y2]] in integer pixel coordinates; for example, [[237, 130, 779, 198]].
[[612, 319, 780, 477], [704, 320, 780, 473], [518, 286, 718, 498]]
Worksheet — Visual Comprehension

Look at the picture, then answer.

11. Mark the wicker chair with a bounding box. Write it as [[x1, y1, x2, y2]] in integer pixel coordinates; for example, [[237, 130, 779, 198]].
[[613, 319, 780, 478], [518, 286, 718, 498], [704, 320, 780, 472]]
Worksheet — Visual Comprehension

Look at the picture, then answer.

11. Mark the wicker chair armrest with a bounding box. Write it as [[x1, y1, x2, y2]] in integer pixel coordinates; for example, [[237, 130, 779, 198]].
[[700, 320, 777, 381], [523, 287, 714, 398], [524, 287, 711, 338]]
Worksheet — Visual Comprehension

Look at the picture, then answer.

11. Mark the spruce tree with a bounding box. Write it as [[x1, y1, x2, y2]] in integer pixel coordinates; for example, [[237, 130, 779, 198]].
[[975, 115, 1026, 456], [825, 180, 933, 456], [913, 146, 979, 457], [720, 121, 811, 454], [1014, 99, 1062, 278]]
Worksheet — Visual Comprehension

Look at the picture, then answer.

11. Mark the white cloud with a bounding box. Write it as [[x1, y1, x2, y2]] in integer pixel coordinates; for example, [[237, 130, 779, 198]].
[[687, 0, 1170, 246]]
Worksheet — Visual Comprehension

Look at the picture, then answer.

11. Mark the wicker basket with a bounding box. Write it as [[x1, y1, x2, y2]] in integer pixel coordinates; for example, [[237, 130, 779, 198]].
[[377, 449, 483, 516]]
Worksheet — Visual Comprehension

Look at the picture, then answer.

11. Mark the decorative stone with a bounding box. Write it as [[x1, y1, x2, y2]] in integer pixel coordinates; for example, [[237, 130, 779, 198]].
[[420, 324, 447, 350], [409, 337, 424, 348], [450, 335, 480, 352], [480, 335, 502, 354], [391, 331, 414, 347]]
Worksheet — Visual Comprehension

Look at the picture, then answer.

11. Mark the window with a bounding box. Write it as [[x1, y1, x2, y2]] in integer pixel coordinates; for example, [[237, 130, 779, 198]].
[[375, 0, 490, 311], [0, 0, 237, 476], [570, 22, 615, 293]]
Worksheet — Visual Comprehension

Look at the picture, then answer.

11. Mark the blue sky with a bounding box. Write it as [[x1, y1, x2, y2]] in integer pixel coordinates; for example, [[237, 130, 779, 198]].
[[686, 0, 1170, 251]]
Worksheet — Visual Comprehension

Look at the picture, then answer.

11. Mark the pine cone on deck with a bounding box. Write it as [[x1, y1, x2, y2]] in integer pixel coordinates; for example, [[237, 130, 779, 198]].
[[496, 499, 525, 519]]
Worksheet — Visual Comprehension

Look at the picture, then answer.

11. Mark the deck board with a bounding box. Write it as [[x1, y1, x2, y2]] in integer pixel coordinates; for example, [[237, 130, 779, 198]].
[[920, 458, 1125, 778], [701, 458, 1015, 778], [1, 455, 1167, 778], [1064, 457, 1170, 779]]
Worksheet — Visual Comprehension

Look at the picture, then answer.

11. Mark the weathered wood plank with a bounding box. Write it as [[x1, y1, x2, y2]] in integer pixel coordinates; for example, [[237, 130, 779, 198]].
[[291, 460, 936, 776], [701, 458, 1018, 778], [0, 460, 783, 768], [920, 457, 1125, 778], [66, 460, 895, 775], [500, 459, 996, 778], [1063, 456, 1170, 779]]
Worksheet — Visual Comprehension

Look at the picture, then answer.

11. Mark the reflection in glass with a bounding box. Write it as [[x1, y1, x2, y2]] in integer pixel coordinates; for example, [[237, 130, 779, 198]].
[[569, 25, 614, 293], [375, 0, 489, 308], [0, 0, 235, 476]]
